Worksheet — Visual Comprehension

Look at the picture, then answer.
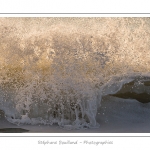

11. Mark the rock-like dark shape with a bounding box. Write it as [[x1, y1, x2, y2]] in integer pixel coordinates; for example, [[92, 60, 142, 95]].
[[143, 81, 150, 86], [0, 128, 29, 133], [110, 92, 150, 103]]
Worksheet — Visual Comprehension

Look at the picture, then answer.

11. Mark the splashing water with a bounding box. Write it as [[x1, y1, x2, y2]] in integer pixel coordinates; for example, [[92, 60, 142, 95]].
[[0, 18, 150, 129]]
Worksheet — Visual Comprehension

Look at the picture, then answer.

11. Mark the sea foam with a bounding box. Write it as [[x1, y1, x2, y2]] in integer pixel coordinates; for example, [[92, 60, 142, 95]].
[[0, 18, 150, 129]]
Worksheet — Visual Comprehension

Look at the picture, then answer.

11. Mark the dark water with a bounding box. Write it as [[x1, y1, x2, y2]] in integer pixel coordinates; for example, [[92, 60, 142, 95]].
[[0, 128, 29, 133]]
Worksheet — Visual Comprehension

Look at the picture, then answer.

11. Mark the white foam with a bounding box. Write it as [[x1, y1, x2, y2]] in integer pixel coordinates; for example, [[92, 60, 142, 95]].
[[0, 18, 150, 129]]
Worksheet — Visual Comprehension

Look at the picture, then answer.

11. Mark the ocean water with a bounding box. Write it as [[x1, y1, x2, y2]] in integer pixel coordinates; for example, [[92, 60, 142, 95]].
[[0, 18, 150, 129]]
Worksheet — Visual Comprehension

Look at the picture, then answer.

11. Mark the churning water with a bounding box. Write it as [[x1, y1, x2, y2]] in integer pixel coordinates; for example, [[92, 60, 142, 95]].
[[0, 18, 150, 129]]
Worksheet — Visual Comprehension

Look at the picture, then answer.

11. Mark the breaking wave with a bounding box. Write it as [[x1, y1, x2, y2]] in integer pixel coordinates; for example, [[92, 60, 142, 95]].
[[0, 18, 150, 129]]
